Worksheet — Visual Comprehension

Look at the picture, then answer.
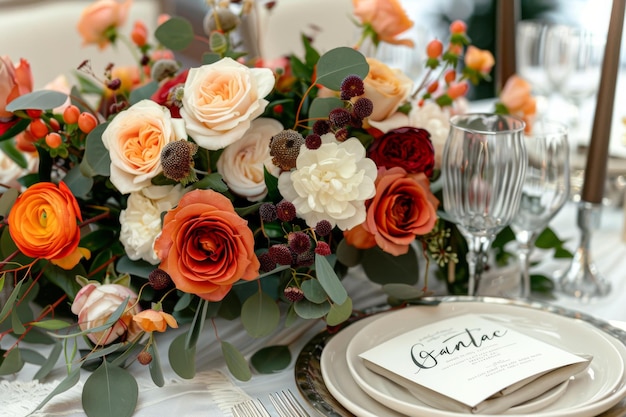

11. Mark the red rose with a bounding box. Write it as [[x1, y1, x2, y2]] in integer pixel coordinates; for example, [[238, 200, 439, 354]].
[[367, 126, 435, 177], [150, 69, 189, 118]]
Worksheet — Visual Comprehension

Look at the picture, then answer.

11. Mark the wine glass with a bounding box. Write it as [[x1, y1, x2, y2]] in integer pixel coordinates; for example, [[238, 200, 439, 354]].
[[516, 20, 554, 115], [511, 120, 570, 298], [442, 114, 527, 296]]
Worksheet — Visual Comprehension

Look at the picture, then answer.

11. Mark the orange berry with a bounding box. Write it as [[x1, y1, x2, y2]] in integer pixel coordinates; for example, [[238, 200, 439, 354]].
[[63, 105, 80, 125], [427, 80, 439, 94], [78, 112, 98, 134], [450, 20, 467, 34], [447, 81, 469, 99], [444, 69, 456, 84], [29, 118, 48, 139], [426, 40, 443, 59], [131, 20, 148, 47], [45, 132, 62, 148], [447, 43, 463, 56], [49, 118, 61, 132]]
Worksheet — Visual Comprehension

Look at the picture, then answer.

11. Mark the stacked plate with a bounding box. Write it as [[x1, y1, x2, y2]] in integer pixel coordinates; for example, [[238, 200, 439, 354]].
[[313, 298, 626, 417]]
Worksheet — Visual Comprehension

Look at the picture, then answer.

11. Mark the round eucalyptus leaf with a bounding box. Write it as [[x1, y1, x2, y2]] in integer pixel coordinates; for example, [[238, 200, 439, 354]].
[[251, 345, 291, 374], [241, 291, 280, 338], [326, 297, 353, 326], [221, 341, 251, 381], [82, 361, 138, 417], [301, 279, 326, 304], [315, 47, 369, 90], [294, 299, 330, 319]]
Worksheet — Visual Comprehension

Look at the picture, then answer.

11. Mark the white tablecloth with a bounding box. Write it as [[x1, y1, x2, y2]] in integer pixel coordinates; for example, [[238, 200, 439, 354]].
[[3, 200, 626, 417]]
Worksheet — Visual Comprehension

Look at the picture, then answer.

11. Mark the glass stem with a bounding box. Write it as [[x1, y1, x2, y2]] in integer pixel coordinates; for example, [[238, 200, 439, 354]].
[[466, 235, 493, 296], [516, 231, 537, 299]]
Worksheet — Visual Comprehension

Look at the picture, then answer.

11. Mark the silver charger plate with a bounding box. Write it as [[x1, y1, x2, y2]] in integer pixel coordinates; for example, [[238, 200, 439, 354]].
[[294, 296, 626, 417]]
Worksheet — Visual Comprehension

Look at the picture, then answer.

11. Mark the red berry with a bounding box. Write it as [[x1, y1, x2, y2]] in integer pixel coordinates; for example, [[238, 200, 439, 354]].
[[29, 118, 48, 139], [26, 109, 43, 119]]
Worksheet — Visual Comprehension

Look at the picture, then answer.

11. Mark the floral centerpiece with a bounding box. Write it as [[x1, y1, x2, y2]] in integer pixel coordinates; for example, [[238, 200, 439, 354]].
[[0, 0, 569, 415]]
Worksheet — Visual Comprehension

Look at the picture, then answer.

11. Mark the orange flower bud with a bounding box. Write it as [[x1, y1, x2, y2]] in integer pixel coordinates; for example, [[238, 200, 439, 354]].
[[426, 39, 443, 59], [45, 132, 62, 148], [447, 81, 469, 99], [63, 105, 80, 125], [444, 69, 456, 84], [450, 20, 467, 34], [29, 118, 48, 139], [78, 112, 98, 133], [131, 20, 148, 47], [427, 80, 439, 94]]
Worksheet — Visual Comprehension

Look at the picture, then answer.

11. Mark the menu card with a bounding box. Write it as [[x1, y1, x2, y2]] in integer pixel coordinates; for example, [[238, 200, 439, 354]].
[[358, 314, 588, 408]]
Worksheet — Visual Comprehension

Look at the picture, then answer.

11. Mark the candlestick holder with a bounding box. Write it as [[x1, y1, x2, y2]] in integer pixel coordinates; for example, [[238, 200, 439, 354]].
[[557, 201, 611, 299]]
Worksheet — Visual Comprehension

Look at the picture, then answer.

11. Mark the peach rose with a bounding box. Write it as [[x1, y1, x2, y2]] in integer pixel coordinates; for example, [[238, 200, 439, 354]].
[[500, 75, 537, 133], [0, 56, 33, 119], [180, 57, 275, 150], [101, 99, 187, 194], [132, 309, 178, 333], [71, 283, 142, 345], [76, 0, 132, 49], [345, 167, 439, 256], [464, 46, 495, 75], [352, 0, 414, 47], [154, 189, 260, 302], [363, 58, 413, 122], [8, 182, 87, 268], [216, 118, 283, 202]]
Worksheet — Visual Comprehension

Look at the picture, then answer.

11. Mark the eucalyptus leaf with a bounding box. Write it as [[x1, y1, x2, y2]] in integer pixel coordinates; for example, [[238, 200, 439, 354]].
[[19, 348, 47, 365], [202, 53, 222, 65], [0, 348, 24, 375], [250, 345, 291, 374], [5, 90, 68, 112], [148, 342, 165, 387], [174, 292, 193, 312], [0, 279, 23, 324], [326, 297, 353, 326], [382, 283, 425, 300], [116, 256, 155, 279], [284, 303, 299, 327], [34, 342, 64, 380], [0, 140, 27, 168], [129, 81, 158, 105], [221, 341, 251, 381], [84, 122, 111, 177], [361, 246, 419, 285], [301, 279, 326, 304], [308, 97, 344, 126], [169, 332, 196, 379], [32, 366, 81, 412], [155, 17, 194, 51], [315, 47, 369, 90], [314, 254, 347, 305], [185, 298, 208, 349], [63, 165, 94, 199], [82, 361, 138, 417], [335, 239, 363, 267], [190, 172, 228, 192], [0, 187, 18, 218], [50, 297, 128, 339], [30, 319, 72, 330], [241, 291, 280, 338], [293, 299, 330, 319]]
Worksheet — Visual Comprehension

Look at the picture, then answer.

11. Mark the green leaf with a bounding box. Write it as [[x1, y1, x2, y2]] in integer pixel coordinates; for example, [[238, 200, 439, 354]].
[[308, 97, 344, 126], [293, 299, 330, 319], [51, 297, 129, 339], [84, 122, 111, 177], [0, 118, 29, 143], [315, 47, 369, 90], [0, 187, 18, 218], [221, 340, 251, 381], [82, 360, 138, 417], [148, 341, 165, 387], [0, 139, 28, 168], [20, 348, 47, 365], [241, 291, 280, 338], [5, 90, 68, 112], [116, 256, 156, 279], [186, 298, 208, 349], [169, 332, 196, 379], [34, 342, 63, 380], [301, 279, 326, 304], [314, 254, 347, 305], [42, 263, 84, 300], [129, 81, 158, 105], [174, 292, 193, 312], [251, 345, 291, 374], [202, 53, 221, 65], [63, 165, 94, 199], [0, 279, 23, 324], [383, 283, 424, 300], [361, 245, 419, 285], [191, 172, 228, 192], [32, 366, 81, 412], [30, 319, 72, 330], [335, 239, 363, 267], [326, 297, 353, 326], [0, 348, 24, 375], [155, 17, 194, 51]]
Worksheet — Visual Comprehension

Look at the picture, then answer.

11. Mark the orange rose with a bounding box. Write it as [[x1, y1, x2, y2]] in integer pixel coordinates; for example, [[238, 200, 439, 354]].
[[0, 56, 33, 119], [346, 167, 439, 256], [133, 309, 178, 333], [8, 182, 87, 268], [353, 0, 414, 47], [500, 75, 537, 132], [76, 0, 132, 49], [154, 189, 260, 301], [464, 46, 495, 75]]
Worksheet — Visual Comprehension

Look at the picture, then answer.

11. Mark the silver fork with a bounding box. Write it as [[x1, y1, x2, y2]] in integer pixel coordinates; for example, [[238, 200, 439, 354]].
[[268, 390, 311, 417], [231, 399, 271, 417]]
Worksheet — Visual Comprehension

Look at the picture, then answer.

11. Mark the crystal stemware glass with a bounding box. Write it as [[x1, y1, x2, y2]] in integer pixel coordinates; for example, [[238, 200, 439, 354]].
[[516, 20, 554, 115], [511, 120, 570, 298], [442, 113, 527, 296]]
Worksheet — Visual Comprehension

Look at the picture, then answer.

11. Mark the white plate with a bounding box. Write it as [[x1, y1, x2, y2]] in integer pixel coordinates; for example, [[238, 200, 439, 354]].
[[344, 303, 626, 417]]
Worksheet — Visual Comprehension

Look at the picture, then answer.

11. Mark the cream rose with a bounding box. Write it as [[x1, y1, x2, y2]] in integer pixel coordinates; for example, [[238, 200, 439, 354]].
[[180, 58, 275, 150], [0, 147, 37, 190], [278, 135, 377, 230], [216, 118, 282, 202], [119, 184, 186, 264], [102, 99, 186, 194], [363, 57, 413, 122]]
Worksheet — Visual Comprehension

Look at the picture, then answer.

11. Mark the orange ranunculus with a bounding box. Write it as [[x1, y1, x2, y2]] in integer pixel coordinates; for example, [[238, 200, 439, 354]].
[[0, 56, 33, 119], [133, 309, 178, 333], [347, 167, 439, 256], [76, 0, 132, 49], [154, 189, 260, 301], [500, 74, 537, 133], [352, 0, 414, 47], [8, 182, 86, 268], [464, 46, 495, 75]]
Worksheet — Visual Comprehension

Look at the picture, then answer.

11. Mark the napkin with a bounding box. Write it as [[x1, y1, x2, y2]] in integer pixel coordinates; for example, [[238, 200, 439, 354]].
[[369, 354, 592, 414]]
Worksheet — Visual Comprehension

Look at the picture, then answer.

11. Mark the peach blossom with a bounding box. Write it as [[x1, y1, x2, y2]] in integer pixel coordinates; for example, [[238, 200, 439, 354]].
[[363, 58, 413, 122], [464, 46, 495, 75], [352, 0, 414, 47], [133, 309, 178, 333], [500, 75, 537, 132], [76, 0, 132, 49]]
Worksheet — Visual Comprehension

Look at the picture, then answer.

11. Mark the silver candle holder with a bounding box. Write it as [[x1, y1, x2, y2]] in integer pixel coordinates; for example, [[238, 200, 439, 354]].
[[557, 201, 611, 300]]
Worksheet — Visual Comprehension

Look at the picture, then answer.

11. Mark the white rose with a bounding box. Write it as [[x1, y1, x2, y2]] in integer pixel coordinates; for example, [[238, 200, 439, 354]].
[[119, 184, 186, 264], [216, 118, 282, 202], [278, 136, 377, 230], [102, 99, 187, 194], [180, 57, 275, 150], [0, 148, 38, 190], [407, 102, 452, 170], [363, 57, 413, 122]]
